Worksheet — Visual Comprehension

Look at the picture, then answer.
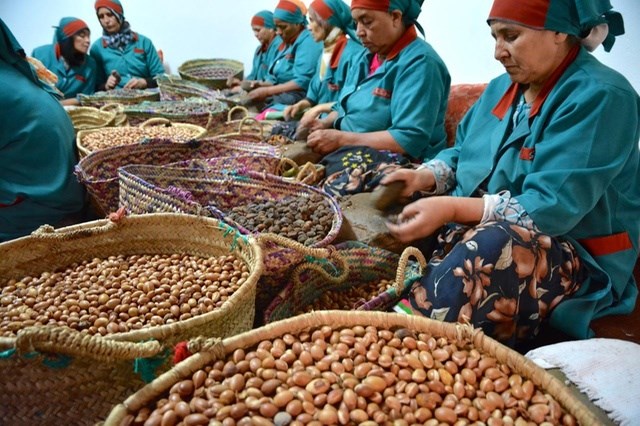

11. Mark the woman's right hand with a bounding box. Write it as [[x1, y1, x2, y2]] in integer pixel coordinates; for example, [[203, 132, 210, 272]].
[[105, 70, 120, 90], [381, 168, 436, 197], [283, 103, 299, 121]]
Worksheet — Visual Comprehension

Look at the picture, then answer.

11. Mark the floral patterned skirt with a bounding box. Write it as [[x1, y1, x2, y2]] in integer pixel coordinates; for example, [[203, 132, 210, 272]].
[[405, 221, 585, 347]]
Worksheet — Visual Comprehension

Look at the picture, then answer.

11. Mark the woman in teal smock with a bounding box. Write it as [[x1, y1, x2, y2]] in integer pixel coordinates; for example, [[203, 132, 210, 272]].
[[247, 0, 322, 109], [281, 0, 365, 140], [90, 0, 165, 90], [31, 17, 97, 105], [382, 0, 640, 347], [306, 0, 450, 196], [0, 19, 85, 242]]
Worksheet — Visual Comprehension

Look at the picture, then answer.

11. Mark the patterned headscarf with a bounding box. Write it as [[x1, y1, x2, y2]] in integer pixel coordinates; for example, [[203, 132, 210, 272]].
[[310, 0, 359, 41], [274, 0, 308, 25], [251, 10, 276, 29], [488, 0, 624, 52], [95, 0, 125, 23]]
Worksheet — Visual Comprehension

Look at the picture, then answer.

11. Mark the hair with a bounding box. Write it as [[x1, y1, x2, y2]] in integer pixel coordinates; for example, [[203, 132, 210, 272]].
[[59, 35, 86, 67], [308, 7, 333, 35]]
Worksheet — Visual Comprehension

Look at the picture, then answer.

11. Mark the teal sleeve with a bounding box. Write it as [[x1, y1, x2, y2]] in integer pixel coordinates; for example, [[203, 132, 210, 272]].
[[292, 37, 321, 91]]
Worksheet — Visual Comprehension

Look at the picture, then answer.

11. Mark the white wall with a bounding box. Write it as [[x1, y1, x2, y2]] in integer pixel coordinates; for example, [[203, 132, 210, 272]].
[[1, 0, 638, 91]]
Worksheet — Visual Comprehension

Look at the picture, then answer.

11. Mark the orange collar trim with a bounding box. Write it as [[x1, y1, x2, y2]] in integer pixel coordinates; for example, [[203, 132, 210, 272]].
[[386, 25, 417, 61], [329, 34, 348, 69]]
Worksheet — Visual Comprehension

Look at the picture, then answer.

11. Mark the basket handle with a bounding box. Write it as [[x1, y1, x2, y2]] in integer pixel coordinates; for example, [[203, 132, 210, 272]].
[[31, 212, 126, 240], [256, 232, 338, 260], [296, 162, 323, 185], [238, 117, 264, 138], [13, 326, 163, 362], [100, 102, 124, 113], [227, 105, 249, 122], [392, 246, 427, 294], [140, 117, 172, 128], [278, 157, 299, 178]]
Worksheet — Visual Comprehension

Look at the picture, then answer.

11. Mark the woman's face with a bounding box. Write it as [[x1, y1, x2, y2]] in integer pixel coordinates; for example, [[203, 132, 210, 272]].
[[253, 26, 275, 45], [490, 21, 566, 88], [352, 8, 402, 55], [274, 19, 302, 44], [308, 11, 328, 42], [97, 7, 121, 34], [72, 29, 91, 54]]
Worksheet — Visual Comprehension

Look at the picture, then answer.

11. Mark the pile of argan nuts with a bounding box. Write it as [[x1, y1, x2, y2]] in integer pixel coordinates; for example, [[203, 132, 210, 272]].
[[225, 194, 334, 246], [304, 279, 393, 312], [81, 126, 202, 152], [0, 253, 249, 337], [122, 325, 578, 426]]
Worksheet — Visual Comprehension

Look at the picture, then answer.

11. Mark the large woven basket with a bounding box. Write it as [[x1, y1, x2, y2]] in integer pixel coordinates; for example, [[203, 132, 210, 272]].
[[265, 243, 426, 324], [0, 213, 263, 425], [78, 88, 160, 107], [156, 75, 223, 101], [103, 310, 600, 426], [76, 117, 207, 158], [123, 99, 228, 129], [66, 106, 116, 131], [178, 58, 244, 89], [75, 138, 281, 216]]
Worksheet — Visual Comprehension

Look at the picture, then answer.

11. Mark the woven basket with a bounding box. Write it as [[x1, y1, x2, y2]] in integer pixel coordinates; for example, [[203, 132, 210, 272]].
[[123, 99, 228, 129], [75, 138, 280, 216], [265, 243, 426, 324], [103, 310, 600, 426], [156, 75, 223, 101], [76, 117, 207, 158], [100, 103, 129, 126], [78, 88, 160, 107], [66, 106, 116, 131], [0, 213, 263, 425], [178, 58, 244, 90], [118, 166, 342, 276]]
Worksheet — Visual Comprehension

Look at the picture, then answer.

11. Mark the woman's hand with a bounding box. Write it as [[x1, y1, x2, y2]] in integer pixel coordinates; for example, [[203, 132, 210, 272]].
[[306, 129, 343, 155], [247, 87, 270, 102], [386, 197, 453, 242], [104, 70, 120, 90], [123, 77, 147, 89], [381, 168, 436, 197]]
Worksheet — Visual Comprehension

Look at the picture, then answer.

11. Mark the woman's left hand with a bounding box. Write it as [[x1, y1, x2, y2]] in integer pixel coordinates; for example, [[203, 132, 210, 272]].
[[306, 129, 343, 155], [123, 77, 147, 89], [248, 87, 270, 101], [386, 197, 453, 243]]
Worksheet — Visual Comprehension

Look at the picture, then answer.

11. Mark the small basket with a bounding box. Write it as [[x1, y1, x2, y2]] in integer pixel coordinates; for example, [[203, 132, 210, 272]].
[[178, 59, 244, 90], [103, 310, 600, 426], [75, 138, 280, 216], [156, 75, 224, 101], [78, 88, 160, 107], [0, 213, 263, 425], [66, 106, 117, 131], [265, 243, 426, 323], [75, 117, 207, 158], [123, 99, 228, 129]]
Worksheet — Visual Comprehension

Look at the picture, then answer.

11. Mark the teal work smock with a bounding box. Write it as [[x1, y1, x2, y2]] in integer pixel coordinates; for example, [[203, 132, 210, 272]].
[[334, 26, 450, 161], [266, 29, 322, 91], [306, 35, 364, 106], [90, 32, 165, 89], [0, 25, 85, 241], [31, 44, 97, 99], [247, 35, 282, 81], [436, 47, 640, 339]]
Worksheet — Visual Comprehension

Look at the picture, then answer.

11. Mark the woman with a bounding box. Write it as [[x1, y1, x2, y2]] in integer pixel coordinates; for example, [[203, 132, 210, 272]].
[[227, 11, 282, 90], [306, 0, 450, 196], [281, 0, 365, 140], [1, 18, 85, 242], [31, 17, 97, 105], [90, 0, 165, 90], [384, 0, 639, 347], [247, 0, 322, 109]]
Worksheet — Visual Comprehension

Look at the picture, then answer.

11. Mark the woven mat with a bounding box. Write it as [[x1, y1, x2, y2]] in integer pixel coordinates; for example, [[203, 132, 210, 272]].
[[526, 338, 640, 425]]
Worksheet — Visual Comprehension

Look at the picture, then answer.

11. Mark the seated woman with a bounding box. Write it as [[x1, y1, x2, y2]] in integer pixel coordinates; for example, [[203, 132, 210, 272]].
[[281, 0, 365, 140], [247, 0, 322, 110], [91, 0, 165, 90], [31, 17, 97, 106], [1, 18, 85, 242], [384, 0, 639, 348], [227, 11, 282, 91], [306, 0, 451, 196]]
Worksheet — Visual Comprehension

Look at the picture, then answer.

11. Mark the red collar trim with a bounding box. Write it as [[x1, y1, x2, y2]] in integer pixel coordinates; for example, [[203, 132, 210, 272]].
[[329, 34, 348, 69], [492, 45, 580, 120], [386, 25, 417, 61], [55, 43, 61, 59]]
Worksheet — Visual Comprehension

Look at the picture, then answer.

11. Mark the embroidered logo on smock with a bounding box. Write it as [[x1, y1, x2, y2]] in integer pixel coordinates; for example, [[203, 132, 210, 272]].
[[328, 83, 340, 91], [134, 48, 145, 54], [519, 147, 535, 161], [373, 87, 392, 99], [285, 54, 295, 60], [74, 75, 87, 82]]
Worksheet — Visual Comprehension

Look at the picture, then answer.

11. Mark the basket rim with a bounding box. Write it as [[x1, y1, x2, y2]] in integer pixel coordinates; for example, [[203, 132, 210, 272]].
[[103, 310, 601, 426]]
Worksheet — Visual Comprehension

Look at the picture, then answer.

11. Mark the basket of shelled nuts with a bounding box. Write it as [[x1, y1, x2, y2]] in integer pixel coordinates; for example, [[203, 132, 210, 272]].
[[178, 58, 244, 90], [104, 310, 598, 426], [265, 243, 426, 324], [0, 213, 263, 425], [76, 117, 206, 158], [75, 138, 280, 216]]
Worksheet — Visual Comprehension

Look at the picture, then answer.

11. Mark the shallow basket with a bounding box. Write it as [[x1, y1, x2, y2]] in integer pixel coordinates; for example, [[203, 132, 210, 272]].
[[156, 76, 223, 101], [123, 99, 228, 129], [103, 310, 600, 426], [0, 213, 263, 425], [178, 58, 244, 90], [75, 138, 280, 216], [78, 88, 160, 107], [66, 106, 116, 131]]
